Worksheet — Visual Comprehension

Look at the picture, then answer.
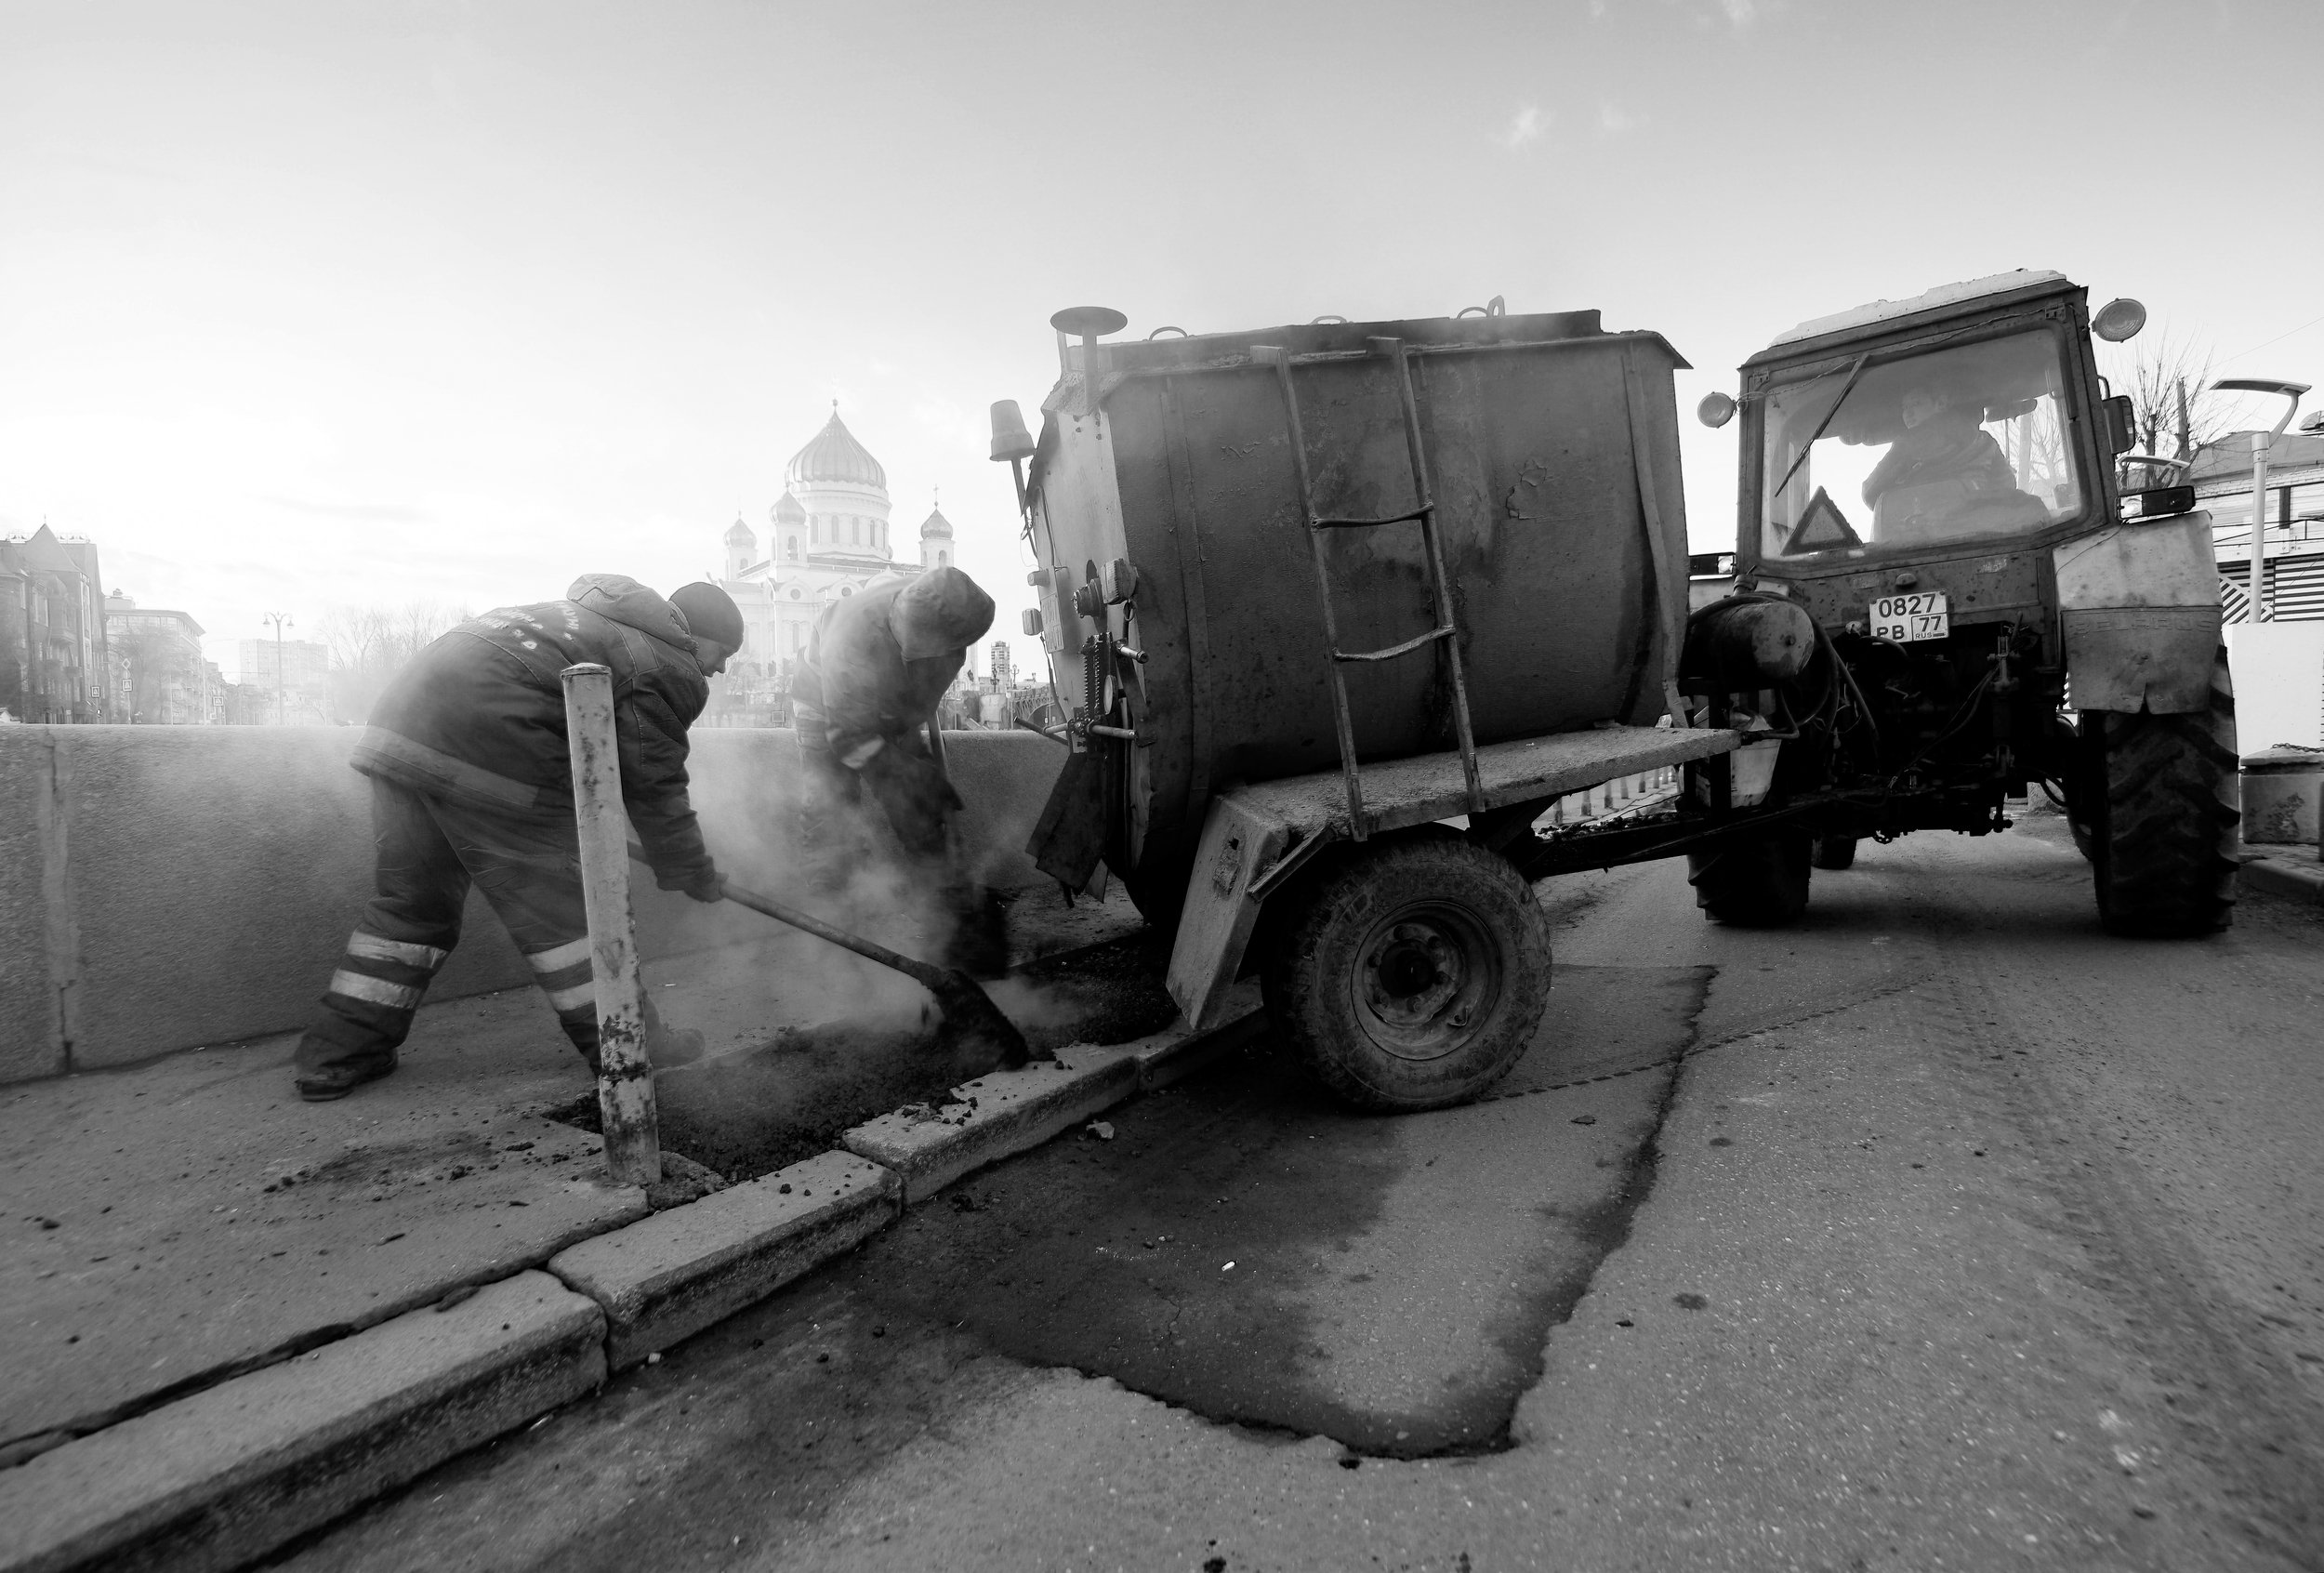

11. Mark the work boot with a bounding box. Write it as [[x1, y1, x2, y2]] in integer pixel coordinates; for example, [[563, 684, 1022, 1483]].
[[295, 1054, 398, 1103]]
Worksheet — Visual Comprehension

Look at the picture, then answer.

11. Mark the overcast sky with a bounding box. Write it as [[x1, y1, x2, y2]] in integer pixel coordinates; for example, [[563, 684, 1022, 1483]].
[[4, 0, 2318, 678]]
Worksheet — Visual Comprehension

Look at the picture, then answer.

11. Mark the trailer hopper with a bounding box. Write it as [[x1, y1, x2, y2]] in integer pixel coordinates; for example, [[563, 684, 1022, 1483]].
[[1002, 303, 1741, 1109]]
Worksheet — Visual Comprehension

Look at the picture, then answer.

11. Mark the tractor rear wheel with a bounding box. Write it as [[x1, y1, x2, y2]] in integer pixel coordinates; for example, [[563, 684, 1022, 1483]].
[[2084, 648, 2239, 937], [1811, 835, 1859, 870], [1688, 829, 1813, 926], [1261, 836, 1551, 1112]]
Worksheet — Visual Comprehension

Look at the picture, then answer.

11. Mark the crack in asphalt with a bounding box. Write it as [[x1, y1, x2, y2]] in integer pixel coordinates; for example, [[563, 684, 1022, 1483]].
[[1472, 969, 1933, 1108]]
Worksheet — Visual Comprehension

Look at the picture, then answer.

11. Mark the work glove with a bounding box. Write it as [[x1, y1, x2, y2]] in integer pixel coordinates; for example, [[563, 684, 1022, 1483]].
[[658, 864, 727, 904]]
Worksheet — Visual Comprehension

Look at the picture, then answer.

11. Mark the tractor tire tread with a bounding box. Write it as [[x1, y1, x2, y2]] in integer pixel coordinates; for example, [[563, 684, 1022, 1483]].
[[2091, 648, 2238, 937]]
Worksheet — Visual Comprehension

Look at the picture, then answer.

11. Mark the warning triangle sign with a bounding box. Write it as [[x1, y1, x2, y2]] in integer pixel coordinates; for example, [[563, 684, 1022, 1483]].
[[1784, 486, 1861, 554]]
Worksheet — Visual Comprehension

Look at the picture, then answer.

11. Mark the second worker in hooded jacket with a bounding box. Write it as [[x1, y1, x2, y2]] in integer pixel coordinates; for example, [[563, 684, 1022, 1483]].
[[789, 566, 1000, 971]]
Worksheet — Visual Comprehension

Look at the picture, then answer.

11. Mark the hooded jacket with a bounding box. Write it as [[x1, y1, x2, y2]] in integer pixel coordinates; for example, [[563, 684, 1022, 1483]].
[[791, 568, 995, 768], [352, 575, 715, 888]]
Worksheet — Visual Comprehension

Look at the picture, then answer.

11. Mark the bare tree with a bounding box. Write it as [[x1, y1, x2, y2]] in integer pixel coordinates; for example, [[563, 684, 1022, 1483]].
[[322, 601, 469, 723], [2101, 329, 2236, 462]]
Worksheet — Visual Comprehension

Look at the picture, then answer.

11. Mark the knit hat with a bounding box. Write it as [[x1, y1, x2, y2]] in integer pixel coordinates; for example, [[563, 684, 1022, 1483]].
[[668, 582, 744, 650], [891, 565, 995, 660]]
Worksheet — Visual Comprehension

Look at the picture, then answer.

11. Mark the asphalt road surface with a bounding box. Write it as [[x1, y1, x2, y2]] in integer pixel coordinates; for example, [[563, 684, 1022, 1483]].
[[273, 813, 2324, 1573]]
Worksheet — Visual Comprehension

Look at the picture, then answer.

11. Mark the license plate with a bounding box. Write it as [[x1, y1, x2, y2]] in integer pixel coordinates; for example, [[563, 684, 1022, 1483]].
[[1869, 591, 1948, 642]]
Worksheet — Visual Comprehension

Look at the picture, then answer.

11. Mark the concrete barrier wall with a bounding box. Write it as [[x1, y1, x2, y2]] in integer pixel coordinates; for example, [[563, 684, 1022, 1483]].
[[0, 726, 1065, 1085]]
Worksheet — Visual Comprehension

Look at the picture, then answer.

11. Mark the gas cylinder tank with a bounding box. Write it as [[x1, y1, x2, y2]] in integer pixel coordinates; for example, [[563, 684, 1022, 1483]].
[[1020, 308, 1693, 929]]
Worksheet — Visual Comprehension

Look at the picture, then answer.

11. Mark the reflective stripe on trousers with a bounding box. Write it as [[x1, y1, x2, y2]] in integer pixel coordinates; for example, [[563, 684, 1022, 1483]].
[[526, 935, 598, 1023], [322, 929, 448, 1016]]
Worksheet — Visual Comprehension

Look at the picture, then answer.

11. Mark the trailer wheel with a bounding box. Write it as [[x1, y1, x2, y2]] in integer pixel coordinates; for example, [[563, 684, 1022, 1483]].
[[2086, 648, 2239, 937], [1810, 835, 1858, 870], [1687, 829, 1812, 925], [1261, 837, 1551, 1112]]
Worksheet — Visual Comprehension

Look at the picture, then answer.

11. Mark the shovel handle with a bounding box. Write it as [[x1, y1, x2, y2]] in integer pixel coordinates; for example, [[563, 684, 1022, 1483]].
[[624, 842, 948, 992]]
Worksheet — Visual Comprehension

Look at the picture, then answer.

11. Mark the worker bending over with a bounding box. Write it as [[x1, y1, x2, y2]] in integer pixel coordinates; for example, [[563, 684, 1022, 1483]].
[[790, 565, 1002, 974], [293, 575, 742, 1102]]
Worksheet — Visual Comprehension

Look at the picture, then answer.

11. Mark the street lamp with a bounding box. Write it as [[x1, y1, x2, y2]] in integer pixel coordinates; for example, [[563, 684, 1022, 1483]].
[[2211, 379, 2310, 622], [260, 611, 293, 724]]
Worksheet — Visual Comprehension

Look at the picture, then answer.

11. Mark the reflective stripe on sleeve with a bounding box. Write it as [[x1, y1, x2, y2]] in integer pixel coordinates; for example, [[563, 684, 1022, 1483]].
[[327, 969, 424, 1011], [346, 932, 448, 971], [545, 982, 596, 1014], [526, 936, 594, 974]]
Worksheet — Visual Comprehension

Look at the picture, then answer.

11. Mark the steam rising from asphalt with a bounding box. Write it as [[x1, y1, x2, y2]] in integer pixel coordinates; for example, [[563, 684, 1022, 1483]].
[[661, 732, 1027, 1066]]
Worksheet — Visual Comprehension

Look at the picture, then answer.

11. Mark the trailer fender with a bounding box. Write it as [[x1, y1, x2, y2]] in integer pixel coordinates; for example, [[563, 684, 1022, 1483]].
[[2054, 512, 2223, 715], [1165, 796, 1306, 1030]]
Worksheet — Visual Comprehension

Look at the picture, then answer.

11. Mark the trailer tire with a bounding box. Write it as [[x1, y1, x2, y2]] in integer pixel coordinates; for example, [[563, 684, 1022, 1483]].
[[2086, 649, 2239, 937], [1810, 835, 1858, 870], [1687, 829, 1812, 925], [1261, 837, 1551, 1113]]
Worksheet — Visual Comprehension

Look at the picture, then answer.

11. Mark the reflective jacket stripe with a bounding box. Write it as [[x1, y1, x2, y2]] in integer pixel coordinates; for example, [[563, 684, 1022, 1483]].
[[353, 726, 541, 812]]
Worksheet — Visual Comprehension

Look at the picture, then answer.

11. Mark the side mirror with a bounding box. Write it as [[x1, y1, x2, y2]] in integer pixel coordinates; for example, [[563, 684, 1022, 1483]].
[[1697, 391, 1737, 430], [2102, 394, 2137, 456]]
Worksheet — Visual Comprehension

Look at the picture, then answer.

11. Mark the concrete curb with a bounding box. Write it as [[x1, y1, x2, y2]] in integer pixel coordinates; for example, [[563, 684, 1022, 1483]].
[[840, 1047, 1143, 1205], [548, 1152, 900, 1371], [2238, 847, 2324, 905], [1130, 981, 1266, 1090], [0, 1002, 1264, 1572], [0, 1273, 605, 1573]]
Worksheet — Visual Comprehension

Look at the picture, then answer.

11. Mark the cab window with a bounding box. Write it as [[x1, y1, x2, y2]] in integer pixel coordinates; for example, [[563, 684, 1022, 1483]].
[[1761, 327, 2087, 560]]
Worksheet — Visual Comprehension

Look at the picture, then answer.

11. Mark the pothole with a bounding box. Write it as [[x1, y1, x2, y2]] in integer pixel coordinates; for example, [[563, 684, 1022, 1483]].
[[809, 962, 1716, 1460], [541, 932, 1181, 1181]]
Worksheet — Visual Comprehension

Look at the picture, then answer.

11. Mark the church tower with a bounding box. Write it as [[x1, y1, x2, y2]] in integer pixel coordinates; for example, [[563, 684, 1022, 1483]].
[[918, 501, 954, 570], [723, 515, 757, 582], [771, 490, 808, 572]]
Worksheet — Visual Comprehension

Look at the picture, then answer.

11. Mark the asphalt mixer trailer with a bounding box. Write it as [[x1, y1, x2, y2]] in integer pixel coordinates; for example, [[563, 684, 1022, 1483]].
[[988, 275, 2232, 1113]]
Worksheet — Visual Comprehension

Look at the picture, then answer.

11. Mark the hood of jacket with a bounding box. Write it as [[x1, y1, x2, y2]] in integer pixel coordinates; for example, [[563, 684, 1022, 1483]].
[[891, 565, 996, 660], [568, 574, 697, 656]]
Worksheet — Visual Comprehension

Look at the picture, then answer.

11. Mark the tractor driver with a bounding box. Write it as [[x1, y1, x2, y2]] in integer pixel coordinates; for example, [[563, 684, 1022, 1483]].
[[1859, 385, 2020, 528], [789, 564, 1003, 975]]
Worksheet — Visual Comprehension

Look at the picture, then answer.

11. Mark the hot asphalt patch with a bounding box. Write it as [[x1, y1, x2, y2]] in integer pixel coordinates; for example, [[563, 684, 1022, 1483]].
[[809, 962, 1710, 1456]]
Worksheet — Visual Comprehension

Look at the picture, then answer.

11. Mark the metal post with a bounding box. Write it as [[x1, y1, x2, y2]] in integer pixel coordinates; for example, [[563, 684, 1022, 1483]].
[[261, 611, 292, 723], [2213, 378, 2309, 622], [2251, 430, 2271, 622], [561, 661, 661, 1186]]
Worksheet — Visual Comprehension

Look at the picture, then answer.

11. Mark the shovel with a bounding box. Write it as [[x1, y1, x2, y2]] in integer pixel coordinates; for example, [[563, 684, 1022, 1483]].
[[627, 842, 1036, 1068]]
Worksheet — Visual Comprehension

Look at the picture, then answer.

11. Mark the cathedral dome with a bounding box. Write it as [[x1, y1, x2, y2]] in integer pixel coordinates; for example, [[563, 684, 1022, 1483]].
[[724, 515, 756, 544], [786, 410, 886, 490], [919, 506, 953, 537], [772, 490, 806, 523]]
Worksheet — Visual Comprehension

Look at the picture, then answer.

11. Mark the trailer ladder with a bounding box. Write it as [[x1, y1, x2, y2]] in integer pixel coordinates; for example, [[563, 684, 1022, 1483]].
[[1255, 336, 1485, 839]]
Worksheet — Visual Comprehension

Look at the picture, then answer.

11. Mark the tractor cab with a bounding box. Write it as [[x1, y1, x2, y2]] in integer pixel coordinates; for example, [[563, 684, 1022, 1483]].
[[1720, 271, 2136, 646]]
